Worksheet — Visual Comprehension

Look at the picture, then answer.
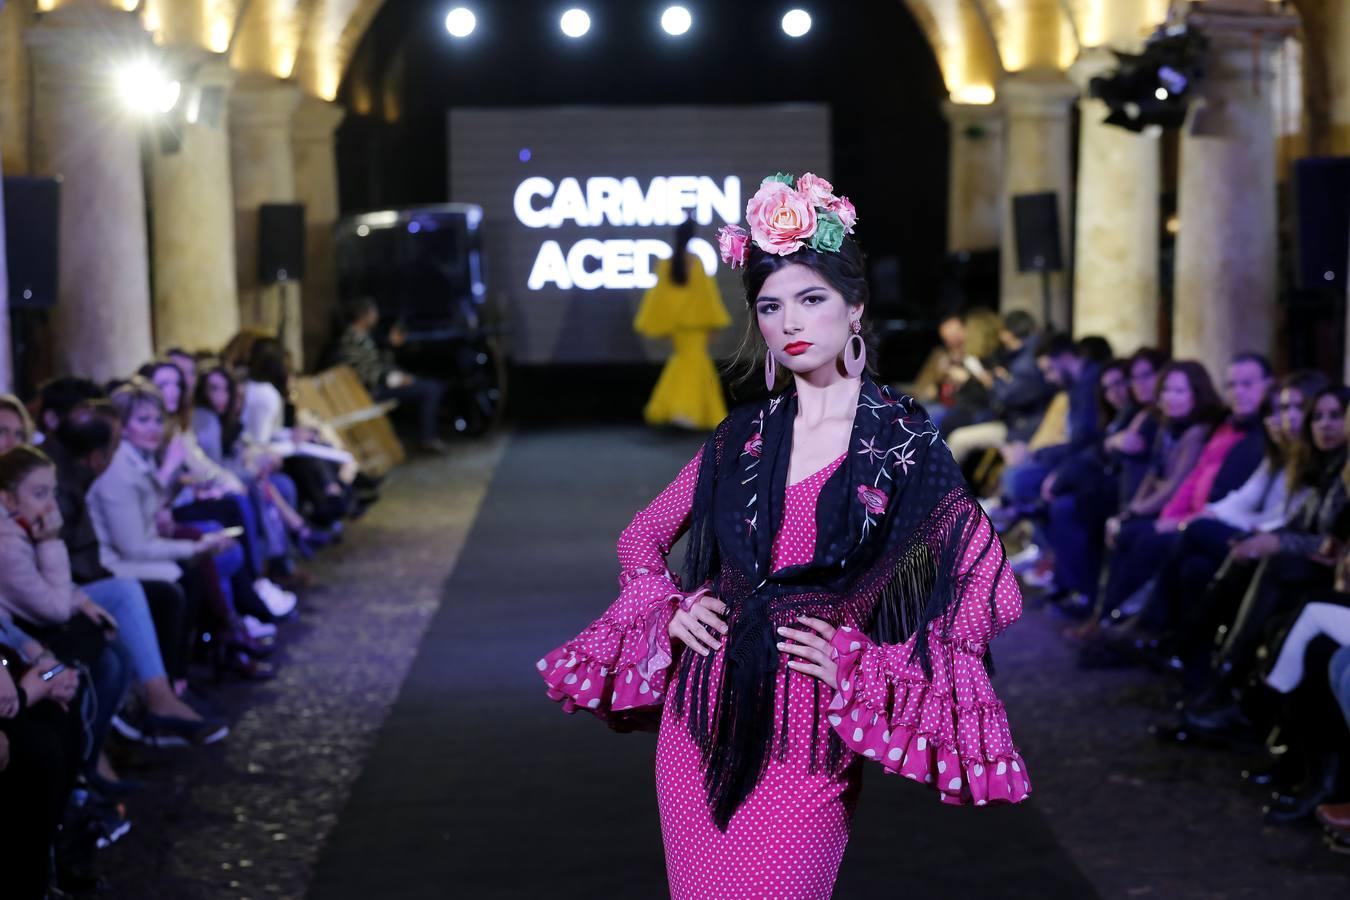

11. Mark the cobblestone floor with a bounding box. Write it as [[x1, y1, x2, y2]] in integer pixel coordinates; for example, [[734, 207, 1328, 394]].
[[99, 435, 507, 900]]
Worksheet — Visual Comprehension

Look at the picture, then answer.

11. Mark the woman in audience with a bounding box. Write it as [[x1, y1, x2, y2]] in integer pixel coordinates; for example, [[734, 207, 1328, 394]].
[[0, 394, 34, 454], [140, 360, 296, 618], [0, 620, 83, 898], [241, 337, 354, 528], [0, 445, 226, 749], [1066, 360, 1221, 642], [195, 363, 334, 562], [87, 379, 275, 680]]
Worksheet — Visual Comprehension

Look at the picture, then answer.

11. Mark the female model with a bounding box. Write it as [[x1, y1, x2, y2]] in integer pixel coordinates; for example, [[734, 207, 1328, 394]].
[[539, 173, 1031, 898]]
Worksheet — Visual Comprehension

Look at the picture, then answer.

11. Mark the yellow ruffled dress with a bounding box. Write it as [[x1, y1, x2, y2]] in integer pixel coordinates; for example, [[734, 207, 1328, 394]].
[[633, 256, 731, 430]]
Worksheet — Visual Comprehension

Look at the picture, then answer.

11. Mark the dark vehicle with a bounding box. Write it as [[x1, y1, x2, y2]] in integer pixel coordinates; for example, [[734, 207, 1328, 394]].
[[334, 204, 508, 434]]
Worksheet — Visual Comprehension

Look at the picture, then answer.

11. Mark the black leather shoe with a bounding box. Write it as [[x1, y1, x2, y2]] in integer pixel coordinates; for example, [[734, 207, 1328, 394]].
[[1262, 755, 1340, 826]]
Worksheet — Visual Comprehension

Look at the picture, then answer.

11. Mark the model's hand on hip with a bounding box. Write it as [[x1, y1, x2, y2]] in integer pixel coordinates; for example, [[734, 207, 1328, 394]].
[[669, 595, 728, 656], [777, 616, 839, 690]]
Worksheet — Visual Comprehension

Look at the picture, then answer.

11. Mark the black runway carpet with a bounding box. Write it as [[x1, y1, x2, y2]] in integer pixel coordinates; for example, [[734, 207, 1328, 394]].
[[309, 427, 1097, 899]]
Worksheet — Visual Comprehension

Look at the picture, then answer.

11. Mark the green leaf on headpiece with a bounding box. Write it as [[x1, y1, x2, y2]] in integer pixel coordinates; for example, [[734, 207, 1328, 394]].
[[810, 211, 845, 253], [765, 172, 795, 185]]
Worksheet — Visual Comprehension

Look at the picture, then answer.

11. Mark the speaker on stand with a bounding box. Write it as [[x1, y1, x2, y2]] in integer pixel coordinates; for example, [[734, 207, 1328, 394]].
[[3, 176, 61, 398], [258, 203, 306, 356], [1011, 192, 1064, 331]]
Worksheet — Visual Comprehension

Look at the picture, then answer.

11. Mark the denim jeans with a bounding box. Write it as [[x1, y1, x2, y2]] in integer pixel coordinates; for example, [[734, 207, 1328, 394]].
[[84, 577, 166, 685]]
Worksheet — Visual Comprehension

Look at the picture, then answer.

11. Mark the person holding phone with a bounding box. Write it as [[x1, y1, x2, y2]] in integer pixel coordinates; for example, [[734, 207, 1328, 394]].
[[0, 444, 229, 754]]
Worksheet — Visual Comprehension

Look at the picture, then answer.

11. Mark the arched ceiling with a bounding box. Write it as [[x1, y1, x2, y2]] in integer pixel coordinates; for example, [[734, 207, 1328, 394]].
[[34, 0, 1190, 104]]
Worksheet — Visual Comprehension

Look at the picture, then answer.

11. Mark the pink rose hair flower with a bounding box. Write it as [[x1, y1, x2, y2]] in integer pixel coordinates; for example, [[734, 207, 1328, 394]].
[[717, 224, 750, 268], [795, 173, 837, 210], [746, 180, 817, 256], [828, 196, 857, 233]]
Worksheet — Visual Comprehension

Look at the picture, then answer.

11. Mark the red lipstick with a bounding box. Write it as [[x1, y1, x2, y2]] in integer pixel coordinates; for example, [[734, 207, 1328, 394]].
[[783, 341, 813, 356]]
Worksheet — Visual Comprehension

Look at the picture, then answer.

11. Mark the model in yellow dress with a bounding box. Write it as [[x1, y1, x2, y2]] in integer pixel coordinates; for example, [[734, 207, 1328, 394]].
[[633, 224, 731, 430]]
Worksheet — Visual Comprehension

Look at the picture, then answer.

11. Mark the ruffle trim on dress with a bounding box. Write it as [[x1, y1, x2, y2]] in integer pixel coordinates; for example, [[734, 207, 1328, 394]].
[[824, 625, 1032, 806], [537, 585, 687, 721]]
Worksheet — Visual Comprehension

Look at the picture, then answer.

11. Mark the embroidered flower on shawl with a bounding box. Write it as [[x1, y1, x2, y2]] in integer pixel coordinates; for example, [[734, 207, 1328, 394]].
[[893, 447, 917, 475], [856, 436, 885, 462], [743, 433, 763, 457], [856, 484, 888, 515]]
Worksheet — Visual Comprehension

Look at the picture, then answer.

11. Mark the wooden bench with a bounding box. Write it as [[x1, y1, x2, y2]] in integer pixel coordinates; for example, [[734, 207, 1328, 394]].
[[292, 365, 406, 477]]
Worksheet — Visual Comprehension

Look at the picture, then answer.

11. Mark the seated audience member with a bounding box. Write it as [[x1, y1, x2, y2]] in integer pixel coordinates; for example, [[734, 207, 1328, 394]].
[[937, 307, 1003, 433], [1094, 354, 1273, 624], [334, 297, 447, 452], [0, 445, 226, 751], [140, 360, 296, 619], [909, 311, 966, 428], [87, 378, 275, 681], [242, 337, 355, 528], [1161, 386, 1350, 733], [1316, 642, 1350, 846], [35, 376, 104, 443], [0, 623, 83, 898], [944, 310, 1055, 465], [1067, 361, 1223, 641], [0, 394, 34, 453]]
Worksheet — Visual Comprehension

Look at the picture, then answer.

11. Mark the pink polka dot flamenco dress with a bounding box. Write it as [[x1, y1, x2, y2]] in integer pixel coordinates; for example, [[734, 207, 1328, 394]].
[[538, 380, 1032, 899]]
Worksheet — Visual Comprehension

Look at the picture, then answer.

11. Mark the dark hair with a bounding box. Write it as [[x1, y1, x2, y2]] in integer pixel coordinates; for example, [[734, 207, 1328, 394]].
[[1289, 385, 1350, 490], [195, 363, 242, 447], [346, 297, 378, 326], [1157, 360, 1226, 426], [670, 219, 696, 286], [1001, 310, 1038, 340], [1097, 360, 1131, 429], [137, 360, 189, 430], [248, 337, 289, 393], [1128, 347, 1168, 374], [0, 445, 54, 494], [37, 376, 103, 425], [1039, 333, 1076, 359], [733, 237, 872, 389], [1077, 335, 1114, 365], [165, 346, 192, 361], [1259, 373, 1328, 473], [1231, 351, 1273, 378], [55, 415, 114, 461]]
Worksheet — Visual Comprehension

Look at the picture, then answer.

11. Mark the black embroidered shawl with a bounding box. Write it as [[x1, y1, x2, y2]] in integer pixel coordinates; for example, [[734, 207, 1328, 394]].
[[673, 375, 1006, 830]]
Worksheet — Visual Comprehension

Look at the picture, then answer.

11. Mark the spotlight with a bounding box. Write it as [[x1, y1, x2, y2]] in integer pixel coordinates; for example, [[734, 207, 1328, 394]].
[[1155, 87, 1169, 100], [444, 7, 476, 38], [1089, 24, 1207, 133], [114, 59, 181, 114], [560, 8, 590, 38], [661, 6, 691, 36], [782, 9, 811, 38]]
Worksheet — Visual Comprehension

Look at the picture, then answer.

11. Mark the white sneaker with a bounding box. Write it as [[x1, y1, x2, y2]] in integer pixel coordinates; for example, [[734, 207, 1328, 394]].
[[253, 579, 297, 618], [242, 614, 277, 640], [1008, 543, 1043, 574]]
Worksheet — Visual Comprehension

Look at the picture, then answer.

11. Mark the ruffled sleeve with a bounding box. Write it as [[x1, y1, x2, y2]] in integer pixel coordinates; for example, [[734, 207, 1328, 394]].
[[537, 447, 704, 726], [824, 513, 1032, 806]]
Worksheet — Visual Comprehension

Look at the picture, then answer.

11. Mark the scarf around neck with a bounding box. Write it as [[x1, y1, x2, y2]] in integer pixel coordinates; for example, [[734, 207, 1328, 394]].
[[674, 374, 1006, 829]]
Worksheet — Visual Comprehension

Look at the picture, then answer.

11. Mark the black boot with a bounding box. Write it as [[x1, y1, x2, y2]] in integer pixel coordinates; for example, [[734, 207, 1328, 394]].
[[1263, 752, 1341, 825]]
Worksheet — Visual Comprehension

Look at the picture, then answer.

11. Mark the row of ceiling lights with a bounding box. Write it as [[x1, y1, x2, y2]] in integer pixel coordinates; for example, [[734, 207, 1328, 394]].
[[444, 6, 814, 40]]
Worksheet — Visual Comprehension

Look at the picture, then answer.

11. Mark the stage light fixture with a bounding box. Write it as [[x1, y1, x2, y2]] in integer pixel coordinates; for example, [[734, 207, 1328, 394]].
[[782, 9, 811, 38], [114, 58, 181, 115], [444, 7, 476, 38], [1089, 24, 1207, 133], [661, 6, 691, 36], [1155, 88, 1169, 100], [560, 8, 591, 38]]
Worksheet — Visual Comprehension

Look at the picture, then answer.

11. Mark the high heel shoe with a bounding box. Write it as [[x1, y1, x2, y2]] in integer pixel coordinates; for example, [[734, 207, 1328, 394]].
[[214, 646, 276, 682]]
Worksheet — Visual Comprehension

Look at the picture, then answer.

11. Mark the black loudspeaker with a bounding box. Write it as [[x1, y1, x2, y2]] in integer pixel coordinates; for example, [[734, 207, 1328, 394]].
[[1294, 157, 1350, 291], [2, 176, 60, 309], [1012, 192, 1063, 273], [258, 203, 305, 283]]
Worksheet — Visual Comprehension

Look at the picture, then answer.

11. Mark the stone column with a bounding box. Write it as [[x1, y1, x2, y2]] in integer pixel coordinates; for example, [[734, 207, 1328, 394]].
[[27, 5, 154, 381], [291, 96, 346, 370], [1173, 4, 1297, 375], [149, 55, 240, 355], [1069, 47, 1161, 353], [942, 100, 1004, 253], [998, 72, 1078, 330], [229, 76, 301, 363], [0, 0, 31, 177], [0, 154, 11, 393]]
